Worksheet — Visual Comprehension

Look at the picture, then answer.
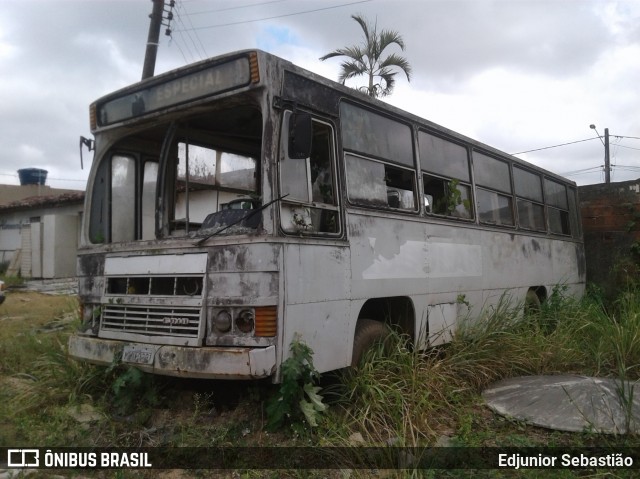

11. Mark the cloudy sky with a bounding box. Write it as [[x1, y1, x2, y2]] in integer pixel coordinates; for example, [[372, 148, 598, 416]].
[[1, 0, 639, 190]]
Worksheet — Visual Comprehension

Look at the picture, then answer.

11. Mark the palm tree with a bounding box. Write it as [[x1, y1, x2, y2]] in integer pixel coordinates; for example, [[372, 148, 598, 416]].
[[319, 14, 411, 98]]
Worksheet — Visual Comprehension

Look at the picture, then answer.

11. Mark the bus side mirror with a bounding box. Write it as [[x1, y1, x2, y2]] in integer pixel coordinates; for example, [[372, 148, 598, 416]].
[[288, 112, 312, 159]]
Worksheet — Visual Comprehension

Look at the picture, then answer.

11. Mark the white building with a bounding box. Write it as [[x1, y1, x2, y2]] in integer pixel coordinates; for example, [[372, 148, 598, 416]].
[[0, 186, 84, 279]]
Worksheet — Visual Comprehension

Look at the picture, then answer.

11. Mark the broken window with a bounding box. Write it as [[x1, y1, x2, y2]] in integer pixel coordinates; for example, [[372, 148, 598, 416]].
[[88, 106, 262, 243], [172, 141, 257, 235], [423, 175, 472, 219], [346, 154, 416, 211], [420, 132, 473, 219]]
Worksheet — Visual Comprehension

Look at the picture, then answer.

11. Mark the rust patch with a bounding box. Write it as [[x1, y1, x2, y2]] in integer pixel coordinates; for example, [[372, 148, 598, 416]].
[[78, 253, 105, 277], [531, 239, 541, 252]]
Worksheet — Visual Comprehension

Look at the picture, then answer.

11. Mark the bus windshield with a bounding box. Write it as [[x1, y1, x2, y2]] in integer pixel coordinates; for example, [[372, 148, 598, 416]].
[[88, 104, 262, 243]]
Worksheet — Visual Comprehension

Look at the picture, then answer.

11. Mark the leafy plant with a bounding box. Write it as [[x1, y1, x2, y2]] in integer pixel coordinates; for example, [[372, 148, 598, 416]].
[[445, 179, 469, 214], [266, 337, 327, 430], [106, 361, 162, 416]]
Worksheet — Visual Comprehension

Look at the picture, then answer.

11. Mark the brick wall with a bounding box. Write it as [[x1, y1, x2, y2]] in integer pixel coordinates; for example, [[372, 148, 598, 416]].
[[579, 179, 640, 298]]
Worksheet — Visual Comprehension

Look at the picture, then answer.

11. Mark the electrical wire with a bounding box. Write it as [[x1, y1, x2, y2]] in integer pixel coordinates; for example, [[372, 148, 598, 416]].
[[174, 0, 372, 31], [175, 1, 208, 59], [561, 166, 603, 177], [611, 134, 640, 141], [169, 4, 198, 63], [510, 137, 599, 155], [185, 0, 290, 16], [0, 172, 86, 183]]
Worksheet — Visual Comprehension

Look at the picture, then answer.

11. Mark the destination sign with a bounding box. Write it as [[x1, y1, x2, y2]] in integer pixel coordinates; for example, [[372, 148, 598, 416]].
[[97, 56, 251, 127]]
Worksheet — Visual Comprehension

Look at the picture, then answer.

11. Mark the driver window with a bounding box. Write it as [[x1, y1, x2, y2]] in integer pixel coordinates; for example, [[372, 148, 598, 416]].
[[280, 113, 340, 235]]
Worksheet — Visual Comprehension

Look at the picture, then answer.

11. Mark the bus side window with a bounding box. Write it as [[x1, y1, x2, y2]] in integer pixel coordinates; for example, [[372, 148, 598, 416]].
[[423, 174, 472, 219], [474, 152, 515, 227], [345, 154, 417, 211], [419, 131, 473, 219]]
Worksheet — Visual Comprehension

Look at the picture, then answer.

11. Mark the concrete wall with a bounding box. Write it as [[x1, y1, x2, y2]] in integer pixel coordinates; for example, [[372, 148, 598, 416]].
[[0, 224, 21, 264], [579, 179, 640, 298], [42, 214, 78, 278], [1, 202, 82, 278]]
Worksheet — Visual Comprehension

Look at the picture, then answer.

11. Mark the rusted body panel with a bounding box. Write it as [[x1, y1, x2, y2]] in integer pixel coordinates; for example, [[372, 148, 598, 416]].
[[347, 209, 585, 349], [72, 241, 284, 378], [68, 335, 276, 379], [280, 242, 352, 373]]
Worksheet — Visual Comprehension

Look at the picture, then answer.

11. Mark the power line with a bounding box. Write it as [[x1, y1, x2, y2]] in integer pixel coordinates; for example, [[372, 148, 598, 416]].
[[561, 166, 603, 177], [174, 0, 372, 31], [175, 0, 208, 59], [616, 143, 640, 152], [613, 165, 640, 171], [0, 172, 86, 183], [185, 0, 290, 16], [611, 134, 640, 141], [168, 29, 192, 64], [510, 137, 599, 155]]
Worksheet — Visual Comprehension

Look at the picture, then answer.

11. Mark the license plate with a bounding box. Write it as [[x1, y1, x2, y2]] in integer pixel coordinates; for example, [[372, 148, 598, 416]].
[[122, 345, 155, 365]]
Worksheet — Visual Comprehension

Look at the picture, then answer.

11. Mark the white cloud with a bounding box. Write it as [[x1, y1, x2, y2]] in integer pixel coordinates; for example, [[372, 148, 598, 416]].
[[1, 0, 640, 187]]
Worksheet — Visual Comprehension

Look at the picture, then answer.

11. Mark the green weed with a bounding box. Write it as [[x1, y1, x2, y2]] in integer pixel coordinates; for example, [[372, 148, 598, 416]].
[[265, 337, 327, 431]]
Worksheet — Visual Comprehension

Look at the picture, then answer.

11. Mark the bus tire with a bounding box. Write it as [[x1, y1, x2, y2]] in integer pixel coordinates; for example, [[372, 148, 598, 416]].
[[351, 319, 391, 367], [524, 289, 541, 314]]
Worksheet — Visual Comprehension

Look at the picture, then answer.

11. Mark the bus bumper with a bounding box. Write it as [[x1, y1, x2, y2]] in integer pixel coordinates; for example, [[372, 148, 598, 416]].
[[68, 335, 277, 379]]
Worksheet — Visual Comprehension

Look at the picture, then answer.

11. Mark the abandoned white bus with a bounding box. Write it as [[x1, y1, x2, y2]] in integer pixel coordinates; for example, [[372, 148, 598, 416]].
[[68, 49, 585, 380]]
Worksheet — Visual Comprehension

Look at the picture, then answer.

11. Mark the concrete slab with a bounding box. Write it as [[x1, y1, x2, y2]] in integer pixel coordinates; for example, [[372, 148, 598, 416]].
[[24, 278, 78, 295], [483, 375, 640, 434]]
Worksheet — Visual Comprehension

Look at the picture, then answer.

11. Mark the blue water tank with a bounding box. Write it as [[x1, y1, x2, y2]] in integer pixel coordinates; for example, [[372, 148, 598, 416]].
[[18, 168, 48, 186]]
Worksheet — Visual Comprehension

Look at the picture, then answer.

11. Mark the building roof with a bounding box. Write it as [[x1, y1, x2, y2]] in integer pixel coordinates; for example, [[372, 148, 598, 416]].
[[0, 190, 85, 213], [0, 184, 83, 206]]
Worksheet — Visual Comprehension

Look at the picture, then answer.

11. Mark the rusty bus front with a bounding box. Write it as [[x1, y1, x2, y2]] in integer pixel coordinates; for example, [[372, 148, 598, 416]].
[[70, 51, 288, 380]]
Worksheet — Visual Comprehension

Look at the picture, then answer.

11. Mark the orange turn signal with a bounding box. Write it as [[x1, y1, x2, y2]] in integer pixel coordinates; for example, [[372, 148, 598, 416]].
[[254, 306, 277, 337], [89, 104, 97, 131], [249, 51, 260, 84]]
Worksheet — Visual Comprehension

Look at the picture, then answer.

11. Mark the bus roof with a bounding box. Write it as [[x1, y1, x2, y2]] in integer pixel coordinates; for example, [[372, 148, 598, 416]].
[[91, 48, 576, 187]]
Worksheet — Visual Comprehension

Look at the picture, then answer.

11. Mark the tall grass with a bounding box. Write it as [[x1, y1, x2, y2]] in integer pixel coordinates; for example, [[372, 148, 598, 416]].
[[5, 287, 640, 450], [5, 335, 108, 414], [331, 288, 640, 446]]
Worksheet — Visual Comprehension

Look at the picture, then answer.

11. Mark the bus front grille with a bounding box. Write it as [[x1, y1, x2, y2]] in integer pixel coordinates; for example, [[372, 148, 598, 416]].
[[100, 304, 201, 338]]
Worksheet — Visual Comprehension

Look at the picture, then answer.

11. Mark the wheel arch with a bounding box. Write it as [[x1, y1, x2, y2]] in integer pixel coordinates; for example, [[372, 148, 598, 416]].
[[356, 296, 416, 341]]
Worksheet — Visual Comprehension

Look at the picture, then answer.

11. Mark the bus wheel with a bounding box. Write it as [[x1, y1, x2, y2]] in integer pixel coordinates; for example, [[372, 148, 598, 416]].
[[524, 289, 542, 315], [351, 319, 391, 367]]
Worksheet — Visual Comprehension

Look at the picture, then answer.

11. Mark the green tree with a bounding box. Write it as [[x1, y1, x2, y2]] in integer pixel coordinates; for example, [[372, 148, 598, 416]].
[[319, 14, 412, 98]]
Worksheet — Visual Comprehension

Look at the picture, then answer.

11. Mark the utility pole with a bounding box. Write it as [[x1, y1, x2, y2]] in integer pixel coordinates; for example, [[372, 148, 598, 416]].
[[604, 127, 611, 184], [590, 124, 612, 184], [141, 0, 164, 80]]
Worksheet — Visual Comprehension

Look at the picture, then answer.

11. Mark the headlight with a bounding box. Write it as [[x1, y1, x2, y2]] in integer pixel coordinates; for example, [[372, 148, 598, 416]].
[[214, 310, 232, 332], [236, 309, 254, 333]]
